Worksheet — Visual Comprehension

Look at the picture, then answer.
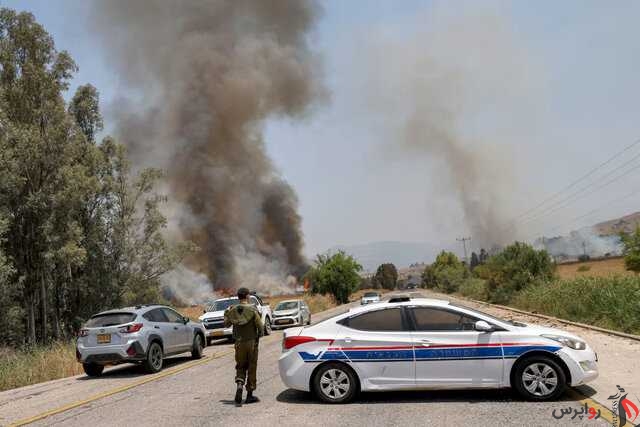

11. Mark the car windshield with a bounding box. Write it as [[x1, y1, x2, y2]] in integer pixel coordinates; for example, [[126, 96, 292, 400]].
[[450, 303, 526, 327], [207, 299, 239, 312], [85, 313, 137, 327], [363, 292, 378, 298], [276, 301, 299, 311]]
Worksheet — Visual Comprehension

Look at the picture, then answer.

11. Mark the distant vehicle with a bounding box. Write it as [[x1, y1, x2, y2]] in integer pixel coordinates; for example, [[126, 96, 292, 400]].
[[279, 296, 598, 403], [76, 305, 206, 377], [272, 299, 311, 329], [199, 294, 272, 345], [360, 291, 381, 305]]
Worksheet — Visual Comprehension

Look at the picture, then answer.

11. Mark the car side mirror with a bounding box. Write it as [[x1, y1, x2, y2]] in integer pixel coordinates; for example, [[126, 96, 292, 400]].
[[203, 309, 206, 314], [183, 316, 190, 324], [474, 320, 493, 332]]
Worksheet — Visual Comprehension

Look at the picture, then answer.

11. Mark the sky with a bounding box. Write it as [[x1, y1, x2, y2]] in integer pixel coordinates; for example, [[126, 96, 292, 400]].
[[4, 0, 640, 258]]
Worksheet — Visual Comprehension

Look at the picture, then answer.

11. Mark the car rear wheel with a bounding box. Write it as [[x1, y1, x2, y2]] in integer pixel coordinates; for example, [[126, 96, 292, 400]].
[[143, 342, 164, 374], [313, 363, 358, 404], [82, 363, 104, 377], [191, 334, 203, 359], [513, 355, 566, 401], [263, 317, 271, 336]]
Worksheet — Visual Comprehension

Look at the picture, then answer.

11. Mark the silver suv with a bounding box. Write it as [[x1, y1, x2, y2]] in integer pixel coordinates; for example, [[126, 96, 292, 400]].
[[76, 304, 207, 377]]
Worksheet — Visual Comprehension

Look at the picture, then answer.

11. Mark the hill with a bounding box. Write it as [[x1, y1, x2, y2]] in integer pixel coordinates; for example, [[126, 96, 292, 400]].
[[593, 211, 640, 235]]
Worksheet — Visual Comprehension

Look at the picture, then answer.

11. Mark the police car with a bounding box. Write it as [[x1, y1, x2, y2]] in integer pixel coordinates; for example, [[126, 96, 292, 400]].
[[278, 296, 598, 403]]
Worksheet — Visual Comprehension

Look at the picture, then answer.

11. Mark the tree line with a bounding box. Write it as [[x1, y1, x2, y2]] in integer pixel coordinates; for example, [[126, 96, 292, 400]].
[[0, 9, 194, 347]]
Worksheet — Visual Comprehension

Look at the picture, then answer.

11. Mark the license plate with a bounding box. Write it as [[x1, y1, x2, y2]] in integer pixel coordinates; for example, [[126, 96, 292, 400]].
[[97, 334, 111, 344], [211, 330, 224, 337]]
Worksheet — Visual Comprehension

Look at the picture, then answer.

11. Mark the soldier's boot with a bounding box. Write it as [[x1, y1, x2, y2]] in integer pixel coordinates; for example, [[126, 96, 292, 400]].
[[245, 390, 259, 404], [234, 382, 243, 406]]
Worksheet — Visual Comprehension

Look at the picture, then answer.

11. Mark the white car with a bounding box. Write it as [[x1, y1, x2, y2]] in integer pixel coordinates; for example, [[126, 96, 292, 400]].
[[199, 294, 272, 345], [360, 292, 381, 305], [272, 299, 311, 329], [278, 296, 598, 403]]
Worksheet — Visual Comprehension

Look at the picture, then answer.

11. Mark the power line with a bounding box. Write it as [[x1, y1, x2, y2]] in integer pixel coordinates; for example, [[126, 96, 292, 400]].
[[518, 153, 640, 227], [510, 137, 640, 224], [526, 186, 640, 241]]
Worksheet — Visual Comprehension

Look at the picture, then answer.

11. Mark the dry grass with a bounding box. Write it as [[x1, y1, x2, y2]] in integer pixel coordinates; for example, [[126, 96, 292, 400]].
[[178, 305, 206, 321], [556, 257, 633, 279], [0, 342, 82, 392]]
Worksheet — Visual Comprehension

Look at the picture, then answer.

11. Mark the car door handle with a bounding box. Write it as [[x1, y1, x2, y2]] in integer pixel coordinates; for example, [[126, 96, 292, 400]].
[[154, 326, 160, 329], [419, 339, 432, 347], [173, 326, 179, 330]]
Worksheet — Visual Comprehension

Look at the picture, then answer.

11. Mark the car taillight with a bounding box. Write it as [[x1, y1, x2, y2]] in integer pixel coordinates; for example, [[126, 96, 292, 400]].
[[120, 323, 143, 333], [283, 335, 316, 350], [78, 329, 88, 337]]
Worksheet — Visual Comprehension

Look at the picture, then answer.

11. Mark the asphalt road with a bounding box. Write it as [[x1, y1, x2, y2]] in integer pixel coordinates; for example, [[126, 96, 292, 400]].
[[2, 299, 636, 427]]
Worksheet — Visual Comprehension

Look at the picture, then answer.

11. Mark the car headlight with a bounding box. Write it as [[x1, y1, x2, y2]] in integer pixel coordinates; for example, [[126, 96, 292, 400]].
[[542, 334, 586, 350]]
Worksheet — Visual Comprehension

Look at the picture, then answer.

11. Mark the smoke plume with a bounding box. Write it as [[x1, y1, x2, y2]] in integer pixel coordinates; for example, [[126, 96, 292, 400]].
[[92, 1, 322, 292], [363, 6, 544, 248]]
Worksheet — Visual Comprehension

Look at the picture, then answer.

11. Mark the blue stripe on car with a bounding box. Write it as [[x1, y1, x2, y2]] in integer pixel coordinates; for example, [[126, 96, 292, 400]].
[[298, 345, 562, 362]]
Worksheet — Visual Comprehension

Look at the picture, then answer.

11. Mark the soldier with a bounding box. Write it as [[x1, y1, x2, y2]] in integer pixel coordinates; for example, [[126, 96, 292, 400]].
[[224, 287, 264, 406]]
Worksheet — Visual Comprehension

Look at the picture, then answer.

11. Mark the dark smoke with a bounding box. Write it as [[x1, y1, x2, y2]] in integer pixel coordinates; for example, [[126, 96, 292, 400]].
[[92, 1, 322, 292]]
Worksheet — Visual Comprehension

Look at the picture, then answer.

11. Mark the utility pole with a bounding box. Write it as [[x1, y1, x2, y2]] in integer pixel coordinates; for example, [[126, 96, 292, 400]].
[[582, 241, 587, 259], [457, 237, 471, 264]]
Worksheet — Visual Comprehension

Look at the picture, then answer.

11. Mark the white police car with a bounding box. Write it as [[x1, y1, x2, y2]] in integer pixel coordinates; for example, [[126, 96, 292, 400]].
[[278, 296, 598, 403]]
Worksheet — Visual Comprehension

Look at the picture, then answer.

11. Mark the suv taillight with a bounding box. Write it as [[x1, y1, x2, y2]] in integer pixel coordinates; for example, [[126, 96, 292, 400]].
[[78, 329, 88, 337], [120, 323, 143, 333], [283, 335, 317, 350]]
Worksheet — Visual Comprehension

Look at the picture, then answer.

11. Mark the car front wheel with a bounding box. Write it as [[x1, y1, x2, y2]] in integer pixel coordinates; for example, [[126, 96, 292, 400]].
[[82, 363, 104, 377], [263, 317, 271, 336], [143, 342, 164, 374], [513, 355, 566, 401], [313, 363, 358, 404]]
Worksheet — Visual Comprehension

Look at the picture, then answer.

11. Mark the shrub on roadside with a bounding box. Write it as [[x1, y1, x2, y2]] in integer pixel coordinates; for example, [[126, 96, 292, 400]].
[[512, 275, 640, 334], [0, 342, 83, 392], [475, 242, 555, 304], [458, 278, 489, 301], [576, 265, 591, 272], [421, 251, 468, 294]]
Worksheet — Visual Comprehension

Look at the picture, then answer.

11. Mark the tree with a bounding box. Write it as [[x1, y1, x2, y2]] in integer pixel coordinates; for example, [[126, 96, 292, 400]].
[[475, 242, 555, 303], [424, 251, 468, 293], [0, 8, 78, 344], [104, 142, 196, 304], [0, 8, 195, 345], [621, 226, 640, 274], [479, 248, 489, 264], [470, 252, 480, 269], [373, 263, 398, 290], [305, 251, 362, 304]]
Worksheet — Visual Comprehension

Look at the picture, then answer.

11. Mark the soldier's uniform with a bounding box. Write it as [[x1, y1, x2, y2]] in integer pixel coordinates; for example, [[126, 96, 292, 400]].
[[224, 298, 263, 404]]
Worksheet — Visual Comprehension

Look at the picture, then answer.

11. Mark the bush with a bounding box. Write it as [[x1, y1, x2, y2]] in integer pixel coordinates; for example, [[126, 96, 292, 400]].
[[512, 275, 640, 334], [421, 251, 468, 294], [475, 242, 555, 304], [621, 226, 640, 273], [459, 278, 489, 300], [304, 251, 362, 304], [373, 263, 398, 290], [576, 265, 591, 272]]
